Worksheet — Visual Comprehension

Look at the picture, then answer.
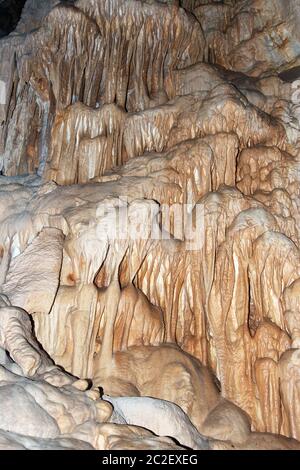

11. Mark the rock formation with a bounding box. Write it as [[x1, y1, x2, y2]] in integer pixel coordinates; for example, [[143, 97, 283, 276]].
[[0, 0, 300, 450]]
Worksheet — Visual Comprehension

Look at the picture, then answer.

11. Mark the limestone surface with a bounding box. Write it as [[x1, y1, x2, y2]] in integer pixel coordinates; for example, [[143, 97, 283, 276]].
[[0, 0, 300, 450]]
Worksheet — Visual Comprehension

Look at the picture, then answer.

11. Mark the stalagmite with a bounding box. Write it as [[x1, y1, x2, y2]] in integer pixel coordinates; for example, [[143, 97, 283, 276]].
[[0, 0, 300, 451]]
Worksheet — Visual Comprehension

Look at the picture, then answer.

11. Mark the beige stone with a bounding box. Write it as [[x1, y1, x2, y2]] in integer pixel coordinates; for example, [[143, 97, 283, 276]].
[[0, 0, 300, 450]]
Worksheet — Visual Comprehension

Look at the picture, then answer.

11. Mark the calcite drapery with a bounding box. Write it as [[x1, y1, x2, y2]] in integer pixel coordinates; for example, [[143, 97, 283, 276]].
[[1, 0, 300, 450]]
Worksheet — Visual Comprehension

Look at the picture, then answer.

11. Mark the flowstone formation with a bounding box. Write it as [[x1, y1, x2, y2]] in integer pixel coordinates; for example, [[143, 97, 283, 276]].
[[1, 0, 300, 450]]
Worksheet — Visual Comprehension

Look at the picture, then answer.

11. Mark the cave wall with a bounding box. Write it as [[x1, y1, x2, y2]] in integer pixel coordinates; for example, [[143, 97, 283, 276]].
[[1, 0, 300, 450]]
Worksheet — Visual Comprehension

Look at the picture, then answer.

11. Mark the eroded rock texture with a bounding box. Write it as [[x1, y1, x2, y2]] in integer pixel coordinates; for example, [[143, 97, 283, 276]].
[[0, 0, 300, 450]]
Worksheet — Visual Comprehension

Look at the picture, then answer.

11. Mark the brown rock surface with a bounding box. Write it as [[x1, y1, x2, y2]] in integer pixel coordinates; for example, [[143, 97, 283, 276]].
[[0, 0, 300, 450]]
